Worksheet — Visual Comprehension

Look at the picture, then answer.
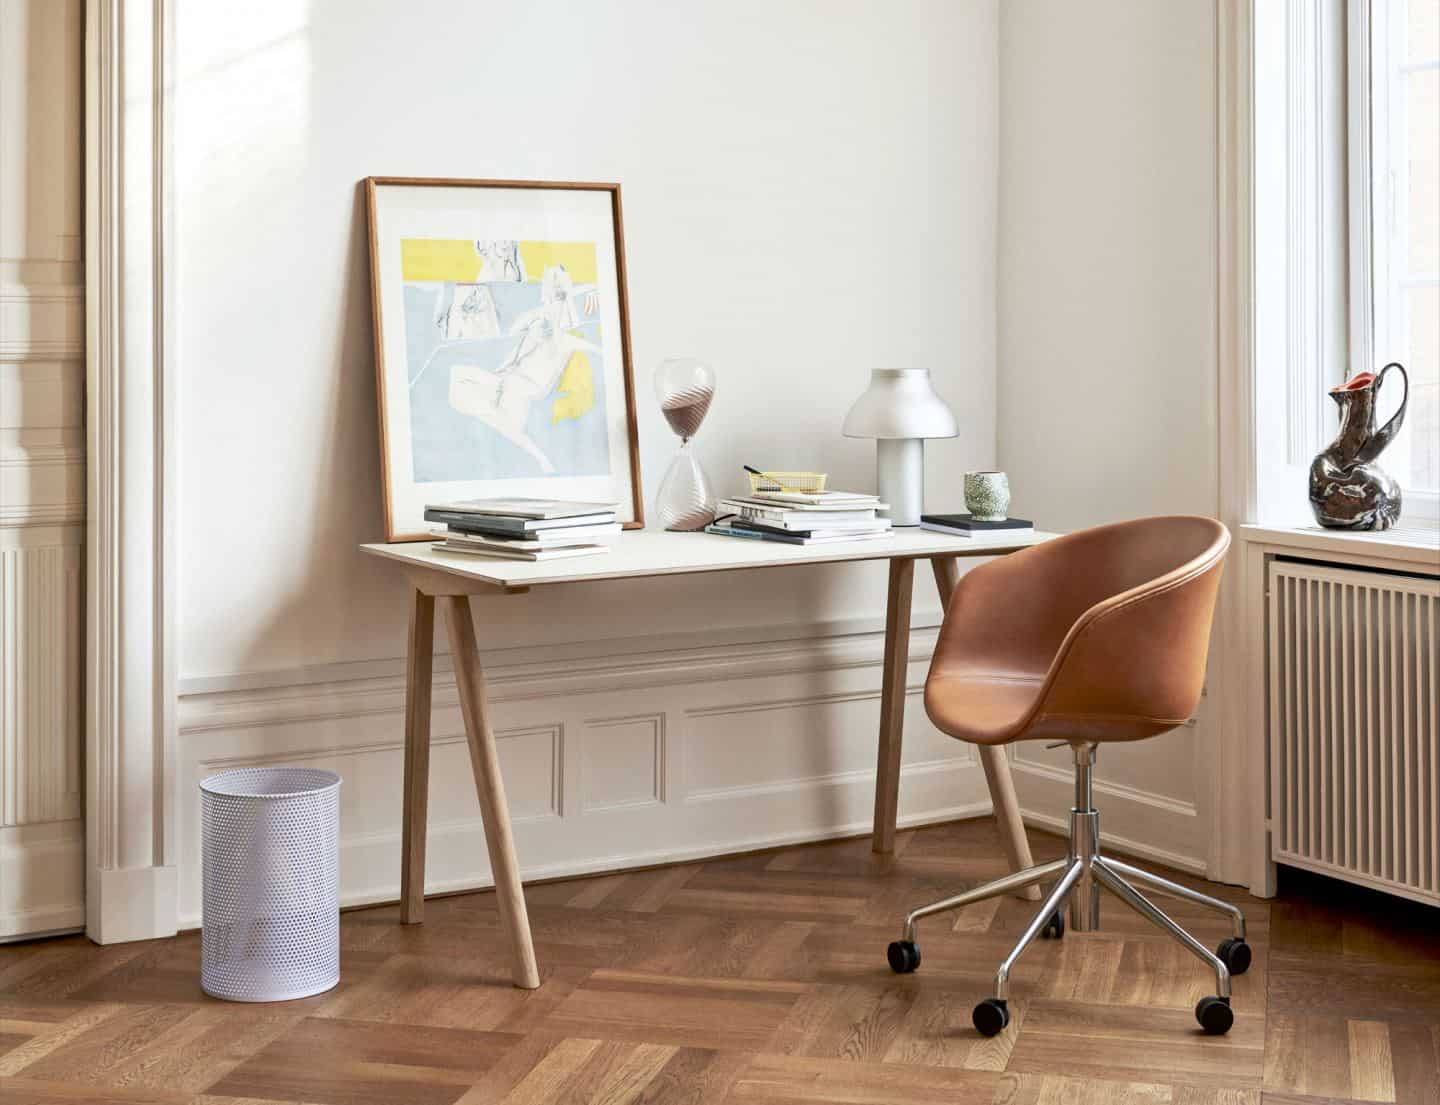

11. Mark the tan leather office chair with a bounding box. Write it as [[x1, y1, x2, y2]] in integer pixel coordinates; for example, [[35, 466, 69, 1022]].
[[886, 516, 1245, 1036]]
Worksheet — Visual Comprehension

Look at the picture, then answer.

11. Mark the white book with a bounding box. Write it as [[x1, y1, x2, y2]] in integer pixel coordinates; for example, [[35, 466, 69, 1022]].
[[426, 497, 618, 519], [434, 541, 612, 562], [707, 523, 893, 546], [789, 530, 893, 544], [723, 495, 884, 513], [432, 523, 623, 550], [749, 490, 883, 506], [719, 501, 880, 529], [730, 518, 891, 537]]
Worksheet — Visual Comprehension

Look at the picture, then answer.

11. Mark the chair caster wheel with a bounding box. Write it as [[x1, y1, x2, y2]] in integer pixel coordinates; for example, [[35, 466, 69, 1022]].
[[1041, 911, 1064, 939], [1216, 937, 1251, 975], [972, 998, 1010, 1037], [1195, 995, 1233, 1035], [887, 940, 920, 974]]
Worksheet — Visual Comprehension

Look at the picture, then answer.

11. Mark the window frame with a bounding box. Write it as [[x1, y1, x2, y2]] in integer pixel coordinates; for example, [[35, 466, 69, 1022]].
[[1253, 0, 1351, 527], [1349, 0, 1440, 521]]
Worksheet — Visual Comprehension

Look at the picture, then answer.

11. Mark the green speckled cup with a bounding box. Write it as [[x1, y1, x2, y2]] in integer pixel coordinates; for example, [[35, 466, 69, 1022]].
[[964, 471, 1010, 521]]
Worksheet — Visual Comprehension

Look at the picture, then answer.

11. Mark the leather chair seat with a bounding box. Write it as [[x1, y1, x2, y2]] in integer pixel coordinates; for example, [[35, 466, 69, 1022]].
[[924, 515, 1230, 747]]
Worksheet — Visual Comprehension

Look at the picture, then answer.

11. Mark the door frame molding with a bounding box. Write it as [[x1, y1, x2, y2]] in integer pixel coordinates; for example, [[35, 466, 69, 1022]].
[[84, 0, 179, 942], [1210, 0, 1268, 892]]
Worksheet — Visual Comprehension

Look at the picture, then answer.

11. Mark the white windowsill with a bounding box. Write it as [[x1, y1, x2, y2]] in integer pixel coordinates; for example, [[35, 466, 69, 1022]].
[[1239, 522, 1440, 573]]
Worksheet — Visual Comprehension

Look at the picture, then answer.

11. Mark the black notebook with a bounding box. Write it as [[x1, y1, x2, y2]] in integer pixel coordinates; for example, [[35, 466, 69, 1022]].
[[920, 513, 1034, 534]]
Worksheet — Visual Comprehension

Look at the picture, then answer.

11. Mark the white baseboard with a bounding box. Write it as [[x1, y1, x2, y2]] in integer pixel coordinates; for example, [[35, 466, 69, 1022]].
[[87, 863, 178, 945]]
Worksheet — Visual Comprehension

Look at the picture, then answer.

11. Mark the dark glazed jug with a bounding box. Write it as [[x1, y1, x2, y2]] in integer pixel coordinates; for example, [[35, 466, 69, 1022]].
[[1309, 362, 1409, 530]]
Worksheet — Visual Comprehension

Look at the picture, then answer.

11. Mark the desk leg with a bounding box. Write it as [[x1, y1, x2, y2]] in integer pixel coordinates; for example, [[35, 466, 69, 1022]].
[[442, 595, 541, 990], [929, 557, 1040, 900], [872, 558, 915, 853], [400, 590, 435, 924]]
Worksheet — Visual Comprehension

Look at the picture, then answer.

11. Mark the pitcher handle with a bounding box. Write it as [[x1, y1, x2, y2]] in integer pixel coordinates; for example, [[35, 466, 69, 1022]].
[[1361, 362, 1409, 463]]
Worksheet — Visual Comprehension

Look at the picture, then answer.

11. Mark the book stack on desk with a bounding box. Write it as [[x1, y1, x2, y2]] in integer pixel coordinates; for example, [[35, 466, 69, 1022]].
[[707, 490, 893, 545], [424, 498, 620, 561]]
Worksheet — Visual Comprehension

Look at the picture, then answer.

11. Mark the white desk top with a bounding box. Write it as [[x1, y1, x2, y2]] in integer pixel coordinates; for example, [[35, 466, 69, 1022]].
[[361, 528, 1054, 591]]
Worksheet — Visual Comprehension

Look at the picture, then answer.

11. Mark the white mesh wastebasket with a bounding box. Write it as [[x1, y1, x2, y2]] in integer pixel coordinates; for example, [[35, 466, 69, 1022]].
[[200, 767, 341, 1002]]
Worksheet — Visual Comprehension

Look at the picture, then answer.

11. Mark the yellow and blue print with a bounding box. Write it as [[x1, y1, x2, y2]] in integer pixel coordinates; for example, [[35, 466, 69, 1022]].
[[399, 238, 609, 483]]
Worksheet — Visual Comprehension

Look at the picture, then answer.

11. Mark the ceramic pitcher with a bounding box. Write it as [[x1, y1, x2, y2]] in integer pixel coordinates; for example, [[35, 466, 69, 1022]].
[[1308, 362, 1408, 530]]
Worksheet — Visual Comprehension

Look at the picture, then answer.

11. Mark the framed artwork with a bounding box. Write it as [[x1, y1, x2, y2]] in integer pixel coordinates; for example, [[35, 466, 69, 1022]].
[[366, 177, 644, 541]]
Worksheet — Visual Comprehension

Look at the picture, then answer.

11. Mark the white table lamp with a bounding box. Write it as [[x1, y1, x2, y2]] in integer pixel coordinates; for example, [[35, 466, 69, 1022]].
[[842, 368, 958, 526]]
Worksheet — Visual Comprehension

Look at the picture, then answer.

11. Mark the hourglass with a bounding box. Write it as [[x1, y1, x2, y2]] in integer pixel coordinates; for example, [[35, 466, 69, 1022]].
[[654, 358, 717, 531]]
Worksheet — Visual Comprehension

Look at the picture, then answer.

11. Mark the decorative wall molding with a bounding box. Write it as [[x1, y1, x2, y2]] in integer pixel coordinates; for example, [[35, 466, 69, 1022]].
[[0, 0, 87, 940], [171, 625, 1214, 929], [0, 543, 83, 827], [0, 284, 84, 363], [0, 504, 84, 527], [175, 622, 944, 733], [1213, 0, 1270, 892], [0, 823, 84, 940], [84, 0, 180, 943], [582, 713, 663, 813], [173, 628, 974, 927]]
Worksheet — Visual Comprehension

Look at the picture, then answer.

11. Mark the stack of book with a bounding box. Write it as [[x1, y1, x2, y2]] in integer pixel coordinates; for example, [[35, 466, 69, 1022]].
[[919, 512, 1034, 537], [425, 498, 620, 561], [707, 490, 892, 545]]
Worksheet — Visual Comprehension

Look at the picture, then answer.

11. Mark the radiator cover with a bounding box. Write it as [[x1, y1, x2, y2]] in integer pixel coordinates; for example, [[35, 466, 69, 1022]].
[[1268, 558, 1439, 905]]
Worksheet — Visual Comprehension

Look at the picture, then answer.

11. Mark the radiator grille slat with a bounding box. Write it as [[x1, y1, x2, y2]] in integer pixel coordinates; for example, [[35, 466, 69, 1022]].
[[1269, 559, 1440, 905]]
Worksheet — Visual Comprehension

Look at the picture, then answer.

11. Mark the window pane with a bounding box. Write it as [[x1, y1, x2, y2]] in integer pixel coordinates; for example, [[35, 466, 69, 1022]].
[[1405, 285, 1439, 493], [1409, 69, 1439, 274]]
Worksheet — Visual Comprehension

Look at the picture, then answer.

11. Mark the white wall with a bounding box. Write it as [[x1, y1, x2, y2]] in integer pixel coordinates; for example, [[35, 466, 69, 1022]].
[[173, 0, 1002, 920], [996, 0, 1220, 870], [175, 0, 1000, 681]]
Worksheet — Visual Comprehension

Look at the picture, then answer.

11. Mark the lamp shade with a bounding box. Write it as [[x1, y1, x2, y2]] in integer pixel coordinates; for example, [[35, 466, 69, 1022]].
[[841, 368, 958, 440]]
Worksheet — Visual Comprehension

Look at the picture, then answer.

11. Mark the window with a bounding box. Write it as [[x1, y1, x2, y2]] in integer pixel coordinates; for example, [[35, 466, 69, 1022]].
[[1362, 0, 1439, 514], [1252, 0, 1438, 527]]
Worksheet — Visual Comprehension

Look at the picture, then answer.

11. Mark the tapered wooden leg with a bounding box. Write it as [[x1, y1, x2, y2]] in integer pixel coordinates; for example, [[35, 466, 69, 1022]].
[[442, 595, 541, 989], [873, 558, 915, 853], [930, 556, 1040, 899], [400, 591, 436, 924]]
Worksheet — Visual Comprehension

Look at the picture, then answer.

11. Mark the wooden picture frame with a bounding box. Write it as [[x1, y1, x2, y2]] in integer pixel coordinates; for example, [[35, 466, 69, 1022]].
[[366, 177, 644, 541]]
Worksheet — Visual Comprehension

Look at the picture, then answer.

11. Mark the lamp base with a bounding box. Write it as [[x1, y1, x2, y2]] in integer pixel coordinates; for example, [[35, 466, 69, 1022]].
[[876, 438, 924, 527]]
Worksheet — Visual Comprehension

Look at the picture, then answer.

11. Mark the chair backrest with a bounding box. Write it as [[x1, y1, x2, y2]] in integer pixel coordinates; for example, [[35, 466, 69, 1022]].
[[932, 515, 1230, 742]]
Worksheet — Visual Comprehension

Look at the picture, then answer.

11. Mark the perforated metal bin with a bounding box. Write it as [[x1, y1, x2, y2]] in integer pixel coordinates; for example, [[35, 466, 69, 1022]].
[[200, 767, 341, 1002]]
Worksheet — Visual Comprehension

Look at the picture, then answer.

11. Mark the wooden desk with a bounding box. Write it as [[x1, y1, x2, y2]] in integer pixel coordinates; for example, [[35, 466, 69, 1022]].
[[361, 528, 1052, 988]]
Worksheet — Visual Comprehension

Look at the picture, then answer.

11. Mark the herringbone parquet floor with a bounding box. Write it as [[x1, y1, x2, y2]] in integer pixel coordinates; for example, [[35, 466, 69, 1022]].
[[1, 820, 1436, 1105]]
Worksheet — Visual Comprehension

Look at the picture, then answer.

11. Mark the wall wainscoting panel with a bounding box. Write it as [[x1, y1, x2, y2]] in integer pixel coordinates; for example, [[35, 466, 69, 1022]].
[[175, 623, 1217, 929], [175, 629, 995, 930], [0, 529, 84, 939], [0, 0, 86, 941], [0, 285, 84, 364], [0, 821, 84, 939], [581, 713, 664, 814], [0, 537, 83, 826]]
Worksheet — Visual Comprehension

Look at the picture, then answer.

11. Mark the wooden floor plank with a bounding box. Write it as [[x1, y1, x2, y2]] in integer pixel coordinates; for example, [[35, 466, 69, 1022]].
[[0, 820, 1431, 1105]]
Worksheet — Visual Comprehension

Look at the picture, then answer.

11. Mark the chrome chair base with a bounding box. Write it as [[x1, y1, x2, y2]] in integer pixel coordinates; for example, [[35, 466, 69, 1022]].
[[888, 743, 1250, 1036]]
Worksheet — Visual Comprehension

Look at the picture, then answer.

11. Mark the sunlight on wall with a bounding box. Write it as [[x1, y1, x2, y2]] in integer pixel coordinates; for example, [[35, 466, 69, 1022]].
[[175, 0, 311, 215]]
